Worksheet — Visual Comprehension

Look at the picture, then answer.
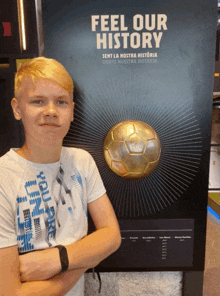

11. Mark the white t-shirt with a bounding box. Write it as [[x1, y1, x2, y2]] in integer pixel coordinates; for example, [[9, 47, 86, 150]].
[[0, 147, 106, 295]]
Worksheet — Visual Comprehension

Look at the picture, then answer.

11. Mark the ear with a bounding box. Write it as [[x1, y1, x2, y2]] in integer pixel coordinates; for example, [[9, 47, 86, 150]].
[[11, 98, 22, 120]]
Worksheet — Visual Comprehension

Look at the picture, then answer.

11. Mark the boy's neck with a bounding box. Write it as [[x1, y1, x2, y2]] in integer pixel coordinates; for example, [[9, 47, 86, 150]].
[[16, 142, 62, 164]]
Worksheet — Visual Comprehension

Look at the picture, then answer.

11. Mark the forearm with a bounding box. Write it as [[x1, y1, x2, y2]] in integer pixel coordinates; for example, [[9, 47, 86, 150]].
[[17, 267, 87, 296], [19, 248, 62, 282], [20, 227, 121, 282], [66, 226, 121, 270]]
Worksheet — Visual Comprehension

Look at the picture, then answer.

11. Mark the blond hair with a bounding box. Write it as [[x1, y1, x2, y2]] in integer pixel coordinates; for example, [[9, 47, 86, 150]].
[[14, 57, 74, 97]]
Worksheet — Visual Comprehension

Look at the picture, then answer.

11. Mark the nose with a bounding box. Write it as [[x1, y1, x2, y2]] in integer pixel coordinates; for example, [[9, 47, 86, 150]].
[[43, 102, 58, 117]]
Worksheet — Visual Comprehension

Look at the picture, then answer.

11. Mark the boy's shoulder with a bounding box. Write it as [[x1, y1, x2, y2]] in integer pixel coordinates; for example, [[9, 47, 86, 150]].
[[0, 150, 20, 185], [0, 149, 16, 168], [62, 146, 92, 161], [61, 147, 96, 171]]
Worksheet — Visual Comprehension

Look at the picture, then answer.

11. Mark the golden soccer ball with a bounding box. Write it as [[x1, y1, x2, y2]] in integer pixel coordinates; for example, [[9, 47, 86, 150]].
[[103, 120, 161, 178]]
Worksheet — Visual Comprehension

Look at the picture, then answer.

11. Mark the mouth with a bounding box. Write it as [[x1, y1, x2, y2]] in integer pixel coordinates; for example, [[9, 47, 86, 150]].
[[40, 123, 60, 127]]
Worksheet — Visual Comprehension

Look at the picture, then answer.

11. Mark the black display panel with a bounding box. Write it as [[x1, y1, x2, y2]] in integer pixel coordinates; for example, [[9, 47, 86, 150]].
[[102, 219, 194, 270], [42, 0, 217, 271]]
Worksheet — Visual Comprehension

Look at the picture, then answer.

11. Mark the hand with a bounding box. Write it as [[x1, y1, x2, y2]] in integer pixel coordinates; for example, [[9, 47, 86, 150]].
[[19, 248, 61, 282]]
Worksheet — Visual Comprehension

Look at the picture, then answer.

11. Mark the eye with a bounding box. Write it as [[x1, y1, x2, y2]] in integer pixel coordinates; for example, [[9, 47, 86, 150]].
[[32, 99, 44, 105], [56, 100, 67, 105]]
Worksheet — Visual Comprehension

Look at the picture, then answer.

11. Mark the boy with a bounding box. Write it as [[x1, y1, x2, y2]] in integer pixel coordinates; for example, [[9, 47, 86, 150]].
[[0, 57, 121, 295]]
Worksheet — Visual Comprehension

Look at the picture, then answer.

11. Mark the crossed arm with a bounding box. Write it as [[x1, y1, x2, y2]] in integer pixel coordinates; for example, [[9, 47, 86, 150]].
[[0, 193, 121, 296]]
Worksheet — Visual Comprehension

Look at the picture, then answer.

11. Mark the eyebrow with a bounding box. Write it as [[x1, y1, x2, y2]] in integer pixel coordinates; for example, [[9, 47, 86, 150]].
[[30, 94, 69, 99]]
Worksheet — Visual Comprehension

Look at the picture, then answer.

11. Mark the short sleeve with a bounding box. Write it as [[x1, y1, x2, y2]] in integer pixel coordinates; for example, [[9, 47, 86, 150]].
[[84, 153, 106, 204], [0, 185, 17, 248]]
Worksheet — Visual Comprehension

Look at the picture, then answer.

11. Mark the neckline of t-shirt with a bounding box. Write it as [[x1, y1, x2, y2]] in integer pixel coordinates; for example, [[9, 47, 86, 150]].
[[9, 148, 63, 169]]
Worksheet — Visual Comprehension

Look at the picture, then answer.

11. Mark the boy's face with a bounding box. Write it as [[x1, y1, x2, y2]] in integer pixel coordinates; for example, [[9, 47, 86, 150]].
[[11, 77, 74, 148]]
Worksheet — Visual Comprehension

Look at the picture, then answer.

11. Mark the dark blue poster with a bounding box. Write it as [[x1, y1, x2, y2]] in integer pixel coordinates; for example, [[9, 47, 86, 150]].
[[42, 0, 217, 271]]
